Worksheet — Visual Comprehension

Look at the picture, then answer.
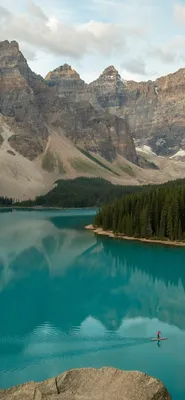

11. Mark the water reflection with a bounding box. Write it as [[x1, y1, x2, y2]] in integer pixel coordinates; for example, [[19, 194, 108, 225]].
[[0, 212, 96, 290], [1, 211, 185, 399], [1, 212, 185, 336]]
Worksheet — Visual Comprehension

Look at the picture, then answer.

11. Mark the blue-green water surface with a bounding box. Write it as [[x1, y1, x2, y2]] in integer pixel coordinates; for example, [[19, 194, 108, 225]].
[[0, 209, 185, 399]]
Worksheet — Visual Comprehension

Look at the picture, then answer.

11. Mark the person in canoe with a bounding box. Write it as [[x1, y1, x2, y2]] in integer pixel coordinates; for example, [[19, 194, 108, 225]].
[[157, 331, 161, 340]]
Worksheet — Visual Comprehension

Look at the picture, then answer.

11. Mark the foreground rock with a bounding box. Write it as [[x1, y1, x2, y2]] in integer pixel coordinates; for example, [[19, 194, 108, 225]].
[[0, 367, 171, 399]]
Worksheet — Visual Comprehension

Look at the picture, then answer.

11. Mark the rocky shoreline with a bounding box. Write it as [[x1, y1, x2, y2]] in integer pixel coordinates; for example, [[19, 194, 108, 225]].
[[0, 367, 171, 399], [86, 224, 185, 248]]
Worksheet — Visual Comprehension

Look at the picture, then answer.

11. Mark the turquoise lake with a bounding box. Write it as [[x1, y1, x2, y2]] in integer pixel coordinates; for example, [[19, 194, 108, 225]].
[[1, 209, 185, 399]]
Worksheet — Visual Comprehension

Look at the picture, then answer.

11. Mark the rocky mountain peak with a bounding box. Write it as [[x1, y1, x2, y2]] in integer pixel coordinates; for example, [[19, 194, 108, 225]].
[[88, 65, 126, 108], [0, 39, 48, 161], [91, 65, 124, 87], [0, 40, 19, 51], [0, 39, 45, 94], [45, 64, 82, 81], [45, 63, 85, 94], [0, 39, 29, 95], [101, 65, 119, 78], [0, 40, 24, 68]]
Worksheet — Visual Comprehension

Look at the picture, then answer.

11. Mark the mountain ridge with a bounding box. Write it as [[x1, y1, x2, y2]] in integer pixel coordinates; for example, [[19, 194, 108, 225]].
[[1, 39, 185, 200], [0, 40, 137, 163], [46, 58, 185, 157]]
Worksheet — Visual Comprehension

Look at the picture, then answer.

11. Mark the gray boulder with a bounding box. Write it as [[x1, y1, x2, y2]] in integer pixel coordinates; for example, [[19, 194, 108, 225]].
[[0, 367, 171, 400]]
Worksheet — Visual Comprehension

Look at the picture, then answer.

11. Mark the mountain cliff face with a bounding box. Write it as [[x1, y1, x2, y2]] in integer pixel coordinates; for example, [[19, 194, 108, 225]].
[[47, 61, 185, 158], [124, 70, 185, 156], [0, 40, 48, 160], [88, 67, 185, 157], [88, 65, 127, 109], [0, 41, 137, 164], [45, 63, 86, 96], [1, 39, 185, 199], [42, 94, 137, 163]]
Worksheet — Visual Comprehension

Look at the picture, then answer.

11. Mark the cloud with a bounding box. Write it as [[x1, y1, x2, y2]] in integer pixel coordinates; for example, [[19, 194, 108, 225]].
[[147, 35, 185, 64], [90, 0, 158, 28], [0, 2, 145, 60], [19, 44, 37, 61], [0, 5, 11, 20], [147, 47, 177, 64], [174, 3, 185, 26], [121, 57, 149, 76], [1, 0, 183, 82], [28, 1, 47, 21]]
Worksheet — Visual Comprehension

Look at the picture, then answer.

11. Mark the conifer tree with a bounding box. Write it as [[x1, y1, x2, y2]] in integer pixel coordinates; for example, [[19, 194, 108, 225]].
[[94, 179, 185, 242]]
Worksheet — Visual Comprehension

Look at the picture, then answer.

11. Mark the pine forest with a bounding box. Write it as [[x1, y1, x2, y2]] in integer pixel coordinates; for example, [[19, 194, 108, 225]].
[[94, 179, 185, 241]]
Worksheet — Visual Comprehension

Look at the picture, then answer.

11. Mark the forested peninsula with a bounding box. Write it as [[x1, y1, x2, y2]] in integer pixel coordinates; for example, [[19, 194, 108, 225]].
[[94, 179, 185, 243], [15, 178, 145, 208]]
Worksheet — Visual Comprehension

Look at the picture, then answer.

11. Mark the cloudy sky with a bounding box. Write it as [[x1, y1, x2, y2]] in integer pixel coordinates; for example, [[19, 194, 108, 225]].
[[1, 0, 185, 82]]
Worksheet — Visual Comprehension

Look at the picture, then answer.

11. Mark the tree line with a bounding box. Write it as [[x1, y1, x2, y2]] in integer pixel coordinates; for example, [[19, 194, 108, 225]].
[[94, 179, 185, 241], [16, 178, 146, 208], [0, 197, 13, 206]]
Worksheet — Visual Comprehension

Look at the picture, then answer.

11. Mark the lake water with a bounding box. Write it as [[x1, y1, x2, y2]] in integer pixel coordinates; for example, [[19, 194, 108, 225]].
[[1, 209, 185, 399]]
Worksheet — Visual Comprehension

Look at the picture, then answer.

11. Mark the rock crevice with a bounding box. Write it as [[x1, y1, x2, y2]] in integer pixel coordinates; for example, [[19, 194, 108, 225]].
[[0, 368, 171, 400]]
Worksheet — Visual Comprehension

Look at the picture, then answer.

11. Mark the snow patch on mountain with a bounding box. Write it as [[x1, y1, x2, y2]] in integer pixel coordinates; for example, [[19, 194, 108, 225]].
[[136, 145, 156, 156], [169, 149, 185, 160]]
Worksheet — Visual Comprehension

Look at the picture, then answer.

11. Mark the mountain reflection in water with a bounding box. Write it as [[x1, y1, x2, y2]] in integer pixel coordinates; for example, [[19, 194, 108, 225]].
[[0, 210, 185, 399]]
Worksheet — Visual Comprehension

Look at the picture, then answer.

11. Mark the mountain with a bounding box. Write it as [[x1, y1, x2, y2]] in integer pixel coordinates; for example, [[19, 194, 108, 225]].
[[47, 61, 185, 159], [45, 63, 86, 96], [0, 40, 142, 199], [89, 66, 185, 158], [0, 40, 48, 160], [88, 65, 127, 109], [126, 70, 185, 157], [1, 40, 185, 200]]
